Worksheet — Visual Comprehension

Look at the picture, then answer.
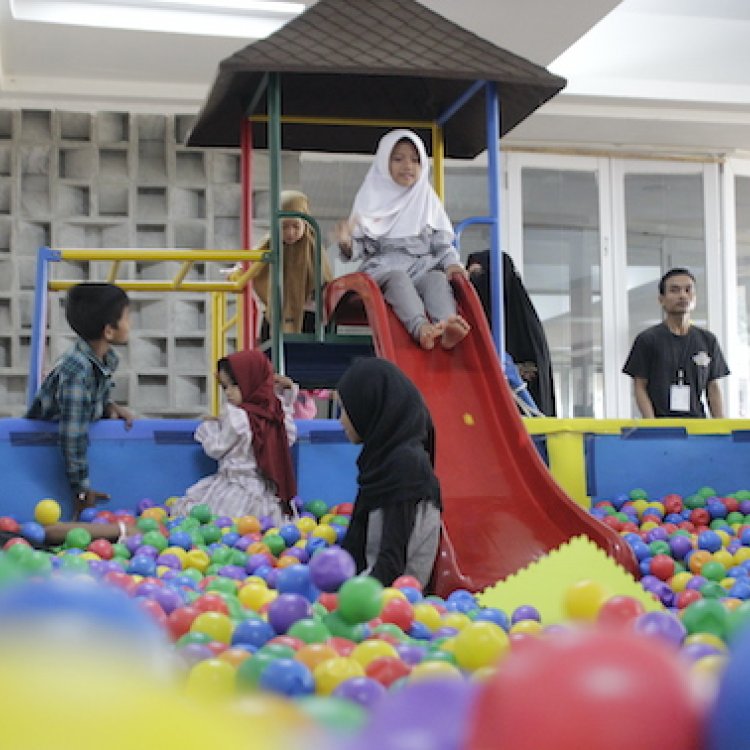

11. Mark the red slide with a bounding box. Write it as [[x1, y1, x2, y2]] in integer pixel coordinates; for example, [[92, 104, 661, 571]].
[[326, 273, 638, 597]]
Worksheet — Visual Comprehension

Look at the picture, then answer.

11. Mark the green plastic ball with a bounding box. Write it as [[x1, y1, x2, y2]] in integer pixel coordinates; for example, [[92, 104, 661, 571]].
[[337, 576, 383, 624]]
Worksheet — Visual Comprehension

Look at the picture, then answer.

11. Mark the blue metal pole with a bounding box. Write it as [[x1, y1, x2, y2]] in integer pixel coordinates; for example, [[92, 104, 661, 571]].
[[27, 246, 61, 407], [437, 79, 486, 127], [485, 81, 504, 359]]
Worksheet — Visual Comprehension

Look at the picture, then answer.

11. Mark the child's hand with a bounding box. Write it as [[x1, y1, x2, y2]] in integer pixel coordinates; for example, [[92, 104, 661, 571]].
[[333, 219, 354, 258], [467, 262, 484, 276], [445, 264, 469, 280], [107, 402, 134, 430], [274, 373, 295, 390]]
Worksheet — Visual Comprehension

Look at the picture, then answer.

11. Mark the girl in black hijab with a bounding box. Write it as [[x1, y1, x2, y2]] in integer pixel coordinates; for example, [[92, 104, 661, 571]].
[[337, 357, 442, 587]]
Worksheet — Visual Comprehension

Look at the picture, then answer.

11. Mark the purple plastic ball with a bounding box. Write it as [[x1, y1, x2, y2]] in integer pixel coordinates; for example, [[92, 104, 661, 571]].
[[267, 593, 312, 634], [333, 676, 387, 708], [511, 604, 541, 624], [396, 643, 426, 665], [308, 547, 356, 592], [217, 565, 246, 580], [633, 610, 686, 647], [136, 498, 155, 514]]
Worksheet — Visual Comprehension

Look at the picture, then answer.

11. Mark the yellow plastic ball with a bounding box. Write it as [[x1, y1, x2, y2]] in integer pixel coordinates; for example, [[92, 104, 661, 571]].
[[733, 547, 750, 565], [509, 619, 543, 636], [670, 571, 693, 593], [720, 577, 736, 591], [382, 588, 408, 604], [632, 499, 649, 516], [350, 640, 399, 669], [320, 513, 334, 525], [296, 517, 317, 534], [713, 549, 734, 569], [563, 579, 610, 621], [311, 524, 337, 545], [640, 520, 658, 532], [185, 658, 236, 701], [715, 530, 732, 547], [238, 583, 271, 612], [441, 612, 471, 632], [190, 612, 233, 644], [185, 549, 210, 572], [313, 657, 364, 695], [684, 633, 727, 652], [34, 498, 61, 526], [80, 552, 100, 562], [453, 621, 509, 671], [410, 661, 463, 682], [141, 507, 167, 522], [413, 603, 442, 632]]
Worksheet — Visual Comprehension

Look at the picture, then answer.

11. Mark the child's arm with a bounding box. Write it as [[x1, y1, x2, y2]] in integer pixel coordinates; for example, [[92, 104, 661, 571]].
[[106, 401, 134, 429], [194, 408, 241, 460], [274, 374, 299, 445], [366, 503, 416, 586]]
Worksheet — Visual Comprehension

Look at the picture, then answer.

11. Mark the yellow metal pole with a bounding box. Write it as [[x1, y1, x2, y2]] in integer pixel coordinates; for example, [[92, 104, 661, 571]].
[[172, 261, 194, 288], [432, 123, 445, 201], [105, 261, 121, 283]]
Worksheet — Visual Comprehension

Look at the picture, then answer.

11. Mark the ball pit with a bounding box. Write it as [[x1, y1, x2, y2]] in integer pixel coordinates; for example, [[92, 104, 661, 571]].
[[5, 487, 750, 749]]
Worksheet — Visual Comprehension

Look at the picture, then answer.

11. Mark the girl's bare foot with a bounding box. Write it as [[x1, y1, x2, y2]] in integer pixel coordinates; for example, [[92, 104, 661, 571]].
[[418, 322, 442, 350], [440, 315, 471, 350]]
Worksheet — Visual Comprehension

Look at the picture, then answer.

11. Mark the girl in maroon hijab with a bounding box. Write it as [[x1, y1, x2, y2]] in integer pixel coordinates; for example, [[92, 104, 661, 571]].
[[173, 350, 298, 522]]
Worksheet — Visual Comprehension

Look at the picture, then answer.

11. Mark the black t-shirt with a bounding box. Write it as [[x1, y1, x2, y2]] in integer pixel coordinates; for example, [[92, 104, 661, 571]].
[[623, 323, 730, 418]]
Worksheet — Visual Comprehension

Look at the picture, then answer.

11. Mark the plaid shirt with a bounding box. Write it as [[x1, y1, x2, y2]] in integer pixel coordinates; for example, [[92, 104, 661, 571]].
[[26, 338, 119, 494]]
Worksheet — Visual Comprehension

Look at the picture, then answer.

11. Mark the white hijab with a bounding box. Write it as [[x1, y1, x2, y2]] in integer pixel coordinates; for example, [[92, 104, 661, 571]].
[[350, 129, 454, 240]]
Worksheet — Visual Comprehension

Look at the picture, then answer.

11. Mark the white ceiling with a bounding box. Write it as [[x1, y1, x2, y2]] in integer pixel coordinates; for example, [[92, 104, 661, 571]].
[[1, 0, 750, 155]]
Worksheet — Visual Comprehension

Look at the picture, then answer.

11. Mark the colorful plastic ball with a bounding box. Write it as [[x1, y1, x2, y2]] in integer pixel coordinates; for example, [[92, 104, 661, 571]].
[[304, 500, 329, 519], [185, 657, 236, 701], [596, 595, 646, 629], [333, 676, 387, 708], [19, 521, 46, 546], [511, 604, 541, 624], [562, 580, 610, 621], [634, 610, 687, 647], [313, 656, 365, 695], [409, 660, 463, 682], [337, 576, 384, 624], [453, 621, 509, 671], [350, 639, 399, 669], [190, 611, 233, 645], [259, 657, 315, 697], [267, 593, 312, 635], [681, 598, 729, 639], [231, 617, 275, 649], [295, 643, 338, 672], [308, 547, 356, 593], [287, 618, 331, 645], [34, 498, 61, 526], [380, 596, 414, 632], [467, 629, 700, 750]]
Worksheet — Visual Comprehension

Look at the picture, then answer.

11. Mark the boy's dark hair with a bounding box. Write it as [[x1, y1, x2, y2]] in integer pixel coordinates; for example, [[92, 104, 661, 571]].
[[217, 357, 236, 384], [659, 268, 696, 296], [65, 283, 129, 341]]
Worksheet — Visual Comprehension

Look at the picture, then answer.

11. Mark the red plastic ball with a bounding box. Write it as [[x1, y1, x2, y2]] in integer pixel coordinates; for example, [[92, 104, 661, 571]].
[[467, 629, 700, 750], [88, 538, 114, 560], [690, 509, 711, 526], [327, 636, 356, 656], [597, 595, 646, 629], [167, 605, 200, 641], [318, 592, 338, 612], [662, 494, 684, 514], [193, 593, 230, 615], [2, 537, 30, 550], [366, 655, 412, 686], [0, 517, 20, 533], [392, 575, 422, 591], [676, 590, 703, 610], [268, 635, 304, 651], [649, 554, 676, 581], [138, 598, 167, 628], [381, 598, 415, 632]]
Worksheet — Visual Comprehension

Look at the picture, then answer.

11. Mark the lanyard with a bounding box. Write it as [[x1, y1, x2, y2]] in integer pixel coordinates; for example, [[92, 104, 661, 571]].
[[670, 327, 692, 384]]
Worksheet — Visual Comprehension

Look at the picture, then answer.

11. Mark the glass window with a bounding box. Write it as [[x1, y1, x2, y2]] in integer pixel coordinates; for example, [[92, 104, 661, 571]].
[[624, 172, 706, 344], [521, 168, 602, 417]]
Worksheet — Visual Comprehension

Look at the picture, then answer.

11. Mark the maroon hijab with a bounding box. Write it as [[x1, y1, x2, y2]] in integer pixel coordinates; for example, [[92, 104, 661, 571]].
[[227, 350, 297, 502]]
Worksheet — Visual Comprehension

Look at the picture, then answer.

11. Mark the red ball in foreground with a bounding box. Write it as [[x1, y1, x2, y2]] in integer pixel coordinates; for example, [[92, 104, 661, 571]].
[[467, 629, 701, 750], [596, 595, 646, 629]]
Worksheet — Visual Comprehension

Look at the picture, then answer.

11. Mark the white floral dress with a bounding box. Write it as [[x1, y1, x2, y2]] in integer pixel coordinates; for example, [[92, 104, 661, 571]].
[[172, 386, 297, 523]]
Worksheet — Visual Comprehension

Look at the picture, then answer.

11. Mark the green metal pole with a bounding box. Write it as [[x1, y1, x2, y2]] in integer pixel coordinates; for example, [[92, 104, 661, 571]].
[[268, 72, 284, 374]]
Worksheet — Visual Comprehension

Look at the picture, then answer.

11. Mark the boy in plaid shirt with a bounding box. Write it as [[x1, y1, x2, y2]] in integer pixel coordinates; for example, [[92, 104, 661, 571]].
[[26, 283, 133, 519]]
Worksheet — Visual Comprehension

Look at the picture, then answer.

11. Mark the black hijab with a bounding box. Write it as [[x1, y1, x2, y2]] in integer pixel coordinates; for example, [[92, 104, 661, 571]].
[[337, 358, 441, 512]]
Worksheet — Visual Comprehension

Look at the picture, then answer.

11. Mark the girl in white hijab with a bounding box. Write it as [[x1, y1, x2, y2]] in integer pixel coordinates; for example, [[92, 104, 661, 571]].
[[336, 129, 470, 350]]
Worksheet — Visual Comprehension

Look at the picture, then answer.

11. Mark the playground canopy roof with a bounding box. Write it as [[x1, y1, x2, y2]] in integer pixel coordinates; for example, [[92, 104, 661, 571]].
[[186, 0, 566, 159]]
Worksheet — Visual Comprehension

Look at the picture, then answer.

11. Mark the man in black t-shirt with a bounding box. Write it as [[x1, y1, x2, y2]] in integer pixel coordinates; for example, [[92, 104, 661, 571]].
[[623, 268, 729, 418]]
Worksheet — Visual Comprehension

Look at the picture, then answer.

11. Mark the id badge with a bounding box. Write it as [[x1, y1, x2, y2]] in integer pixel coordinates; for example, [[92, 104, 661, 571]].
[[670, 384, 690, 412]]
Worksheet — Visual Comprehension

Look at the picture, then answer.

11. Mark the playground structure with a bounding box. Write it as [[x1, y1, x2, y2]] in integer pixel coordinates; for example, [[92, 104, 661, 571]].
[[6, 0, 649, 593]]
